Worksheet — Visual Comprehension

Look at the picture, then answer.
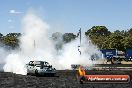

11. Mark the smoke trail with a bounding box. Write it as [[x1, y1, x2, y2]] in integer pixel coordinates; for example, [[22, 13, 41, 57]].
[[3, 11, 56, 75], [3, 10, 102, 74], [0, 48, 9, 71], [57, 37, 102, 69]]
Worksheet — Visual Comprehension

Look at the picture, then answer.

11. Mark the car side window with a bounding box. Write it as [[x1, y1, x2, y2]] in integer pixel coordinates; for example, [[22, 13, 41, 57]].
[[29, 61, 31, 65], [30, 64, 34, 66], [29, 61, 34, 66]]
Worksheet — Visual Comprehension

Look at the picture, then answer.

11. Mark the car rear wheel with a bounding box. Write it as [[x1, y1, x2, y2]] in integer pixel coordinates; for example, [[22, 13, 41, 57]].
[[27, 73, 30, 75]]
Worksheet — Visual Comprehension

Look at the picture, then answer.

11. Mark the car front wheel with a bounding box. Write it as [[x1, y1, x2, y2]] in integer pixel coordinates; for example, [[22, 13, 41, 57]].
[[35, 69, 39, 76]]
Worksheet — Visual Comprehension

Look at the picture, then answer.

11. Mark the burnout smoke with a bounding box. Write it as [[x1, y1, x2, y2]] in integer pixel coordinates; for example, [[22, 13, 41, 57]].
[[0, 47, 9, 70], [4, 11, 56, 75], [3, 10, 102, 74], [57, 37, 102, 69]]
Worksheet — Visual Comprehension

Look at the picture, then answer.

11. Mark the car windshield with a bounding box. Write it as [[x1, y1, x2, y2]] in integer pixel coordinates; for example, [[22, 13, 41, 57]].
[[35, 61, 49, 65], [35, 61, 41, 65]]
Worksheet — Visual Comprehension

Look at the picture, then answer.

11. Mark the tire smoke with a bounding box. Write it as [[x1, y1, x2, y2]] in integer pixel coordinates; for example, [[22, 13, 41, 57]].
[[2, 10, 102, 75]]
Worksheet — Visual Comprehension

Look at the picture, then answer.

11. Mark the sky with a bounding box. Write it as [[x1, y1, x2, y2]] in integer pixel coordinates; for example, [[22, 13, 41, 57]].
[[0, 0, 132, 35]]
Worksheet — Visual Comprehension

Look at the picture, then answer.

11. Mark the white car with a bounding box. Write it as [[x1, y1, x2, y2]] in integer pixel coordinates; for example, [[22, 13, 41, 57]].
[[26, 61, 56, 76]]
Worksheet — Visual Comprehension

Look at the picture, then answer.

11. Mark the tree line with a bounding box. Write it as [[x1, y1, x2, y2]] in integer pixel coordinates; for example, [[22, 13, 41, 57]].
[[85, 26, 132, 50], [0, 26, 132, 50], [0, 33, 21, 49]]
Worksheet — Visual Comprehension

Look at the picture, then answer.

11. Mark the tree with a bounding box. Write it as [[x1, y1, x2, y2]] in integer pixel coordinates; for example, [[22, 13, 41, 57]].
[[52, 32, 63, 50], [89, 35, 106, 49], [63, 33, 76, 43], [126, 28, 132, 36], [114, 30, 121, 35], [107, 34, 124, 50], [0, 33, 3, 42], [0, 33, 3, 38], [85, 26, 111, 49], [52, 32, 63, 41], [122, 35, 132, 49], [6, 33, 21, 37], [3, 33, 21, 49], [114, 30, 127, 37], [85, 26, 111, 36]]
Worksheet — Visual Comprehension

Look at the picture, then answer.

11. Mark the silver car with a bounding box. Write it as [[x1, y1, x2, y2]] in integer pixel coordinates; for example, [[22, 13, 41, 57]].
[[26, 61, 56, 76]]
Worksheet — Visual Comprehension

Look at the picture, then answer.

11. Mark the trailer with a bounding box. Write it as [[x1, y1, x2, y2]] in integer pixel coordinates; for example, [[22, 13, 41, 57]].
[[100, 49, 126, 64], [126, 49, 132, 61], [100, 49, 117, 59]]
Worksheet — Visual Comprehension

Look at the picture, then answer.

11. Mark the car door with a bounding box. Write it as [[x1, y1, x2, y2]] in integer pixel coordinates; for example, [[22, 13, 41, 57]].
[[27, 64, 32, 73]]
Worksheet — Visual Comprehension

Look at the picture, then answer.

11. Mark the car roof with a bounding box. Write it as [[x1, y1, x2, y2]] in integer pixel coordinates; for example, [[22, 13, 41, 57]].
[[30, 61, 48, 63]]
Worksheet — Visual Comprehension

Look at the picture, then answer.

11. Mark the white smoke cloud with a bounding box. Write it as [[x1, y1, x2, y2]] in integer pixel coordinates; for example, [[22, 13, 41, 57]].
[[57, 37, 102, 69], [3, 10, 102, 75], [0, 48, 9, 64], [4, 11, 56, 75], [0, 47, 9, 70], [4, 53, 27, 74]]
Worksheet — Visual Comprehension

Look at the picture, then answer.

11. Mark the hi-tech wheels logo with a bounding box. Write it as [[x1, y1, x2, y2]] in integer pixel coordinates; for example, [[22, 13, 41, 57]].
[[78, 66, 130, 84]]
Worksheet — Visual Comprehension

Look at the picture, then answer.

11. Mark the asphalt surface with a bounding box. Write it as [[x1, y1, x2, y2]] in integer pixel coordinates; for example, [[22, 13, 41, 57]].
[[0, 70, 132, 88]]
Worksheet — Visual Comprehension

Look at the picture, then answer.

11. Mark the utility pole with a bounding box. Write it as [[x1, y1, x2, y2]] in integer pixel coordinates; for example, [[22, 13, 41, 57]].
[[78, 28, 81, 55], [79, 28, 81, 46]]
